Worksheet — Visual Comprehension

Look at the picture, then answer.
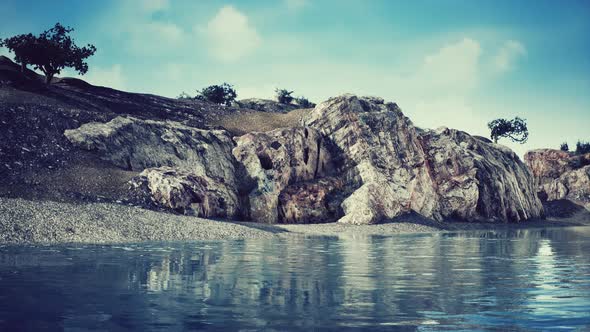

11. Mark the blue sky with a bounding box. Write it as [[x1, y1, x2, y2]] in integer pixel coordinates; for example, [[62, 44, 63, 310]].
[[1, 0, 589, 156]]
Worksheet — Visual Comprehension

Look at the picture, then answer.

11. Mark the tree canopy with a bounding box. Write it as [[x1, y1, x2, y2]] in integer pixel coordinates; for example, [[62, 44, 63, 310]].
[[487, 117, 529, 144], [0, 23, 96, 84]]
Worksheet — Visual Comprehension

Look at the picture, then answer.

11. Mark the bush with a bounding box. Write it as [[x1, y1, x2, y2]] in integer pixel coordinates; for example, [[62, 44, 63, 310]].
[[197, 83, 237, 106], [295, 96, 315, 108], [275, 88, 294, 104], [560, 142, 569, 152], [575, 141, 590, 155], [487, 117, 528, 144]]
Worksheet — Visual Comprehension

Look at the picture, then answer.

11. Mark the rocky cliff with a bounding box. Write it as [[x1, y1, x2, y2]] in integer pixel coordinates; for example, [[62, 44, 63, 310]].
[[65, 95, 545, 224], [525, 149, 590, 206]]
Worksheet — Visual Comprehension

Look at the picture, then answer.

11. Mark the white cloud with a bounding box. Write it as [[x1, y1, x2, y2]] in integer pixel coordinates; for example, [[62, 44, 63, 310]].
[[492, 40, 526, 73], [414, 38, 482, 93], [140, 0, 169, 13], [285, 0, 308, 11], [80, 65, 127, 91], [200, 5, 261, 62]]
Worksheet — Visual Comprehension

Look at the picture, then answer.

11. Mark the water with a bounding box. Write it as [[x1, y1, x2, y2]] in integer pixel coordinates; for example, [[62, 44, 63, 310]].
[[1, 227, 590, 331]]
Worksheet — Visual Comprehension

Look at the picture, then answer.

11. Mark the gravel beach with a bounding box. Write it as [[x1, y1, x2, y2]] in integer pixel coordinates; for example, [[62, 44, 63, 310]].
[[1, 197, 589, 245]]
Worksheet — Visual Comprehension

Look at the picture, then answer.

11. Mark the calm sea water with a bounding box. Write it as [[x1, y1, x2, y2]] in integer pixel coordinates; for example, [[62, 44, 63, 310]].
[[1, 227, 590, 331]]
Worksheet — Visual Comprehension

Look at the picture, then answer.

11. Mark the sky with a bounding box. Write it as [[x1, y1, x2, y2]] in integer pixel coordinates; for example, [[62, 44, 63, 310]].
[[1, 0, 589, 156]]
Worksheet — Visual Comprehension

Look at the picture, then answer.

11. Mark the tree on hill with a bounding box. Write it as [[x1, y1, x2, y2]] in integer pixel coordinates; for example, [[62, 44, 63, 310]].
[[560, 142, 569, 152], [575, 141, 590, 155], [196, 83, 237, 106], [0, 23, 96, 84], [275, 88, 294, 104], [487, 117, 529, 144], [295, 96, 315, 108]]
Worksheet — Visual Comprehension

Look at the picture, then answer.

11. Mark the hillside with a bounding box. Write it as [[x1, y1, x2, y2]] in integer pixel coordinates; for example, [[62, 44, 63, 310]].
[[0, 56, 306, 203]]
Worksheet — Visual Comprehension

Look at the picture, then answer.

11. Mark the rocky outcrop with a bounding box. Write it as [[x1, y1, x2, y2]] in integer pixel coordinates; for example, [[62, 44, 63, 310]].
[[128, 167, 240, 217], [525, 149, 590, 204], [65, 116, 240, 218], [233, 127, 334, 223], [421, 127, 543, 222], [302, 95, 543, 224], [63, 96, 545, 224]]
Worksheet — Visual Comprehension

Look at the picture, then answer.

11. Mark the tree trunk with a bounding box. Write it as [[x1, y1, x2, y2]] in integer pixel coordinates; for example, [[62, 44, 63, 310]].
[[45, 73, 53, 85], [20, 62, 26, 73]]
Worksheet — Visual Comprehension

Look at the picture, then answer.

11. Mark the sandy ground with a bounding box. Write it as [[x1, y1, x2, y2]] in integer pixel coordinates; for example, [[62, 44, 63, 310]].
[[1, 197, 589, 245]]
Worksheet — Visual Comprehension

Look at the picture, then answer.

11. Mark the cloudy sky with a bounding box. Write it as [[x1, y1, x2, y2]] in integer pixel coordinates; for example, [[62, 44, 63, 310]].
[[1, 0, 589, 156]]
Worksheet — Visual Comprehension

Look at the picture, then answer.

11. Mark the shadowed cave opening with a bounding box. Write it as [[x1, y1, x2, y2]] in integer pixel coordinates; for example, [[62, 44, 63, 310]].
[[258, 153, 273, 170]]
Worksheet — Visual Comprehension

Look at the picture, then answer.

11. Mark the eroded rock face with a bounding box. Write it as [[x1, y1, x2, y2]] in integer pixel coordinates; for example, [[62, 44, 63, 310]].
[[525, 149, 590, 204], [302, 95, 438, 224], [65, 116, 241, 218], [302, 94, 544, 223], [421, 128, 543, 222], [278, 177, 345, 224], [128, 167, 239, 217], [232, 127, 333, 223]]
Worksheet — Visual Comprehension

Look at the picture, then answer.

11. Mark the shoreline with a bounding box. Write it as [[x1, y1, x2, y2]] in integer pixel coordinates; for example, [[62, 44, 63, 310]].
[[1, 197, 589, 245]]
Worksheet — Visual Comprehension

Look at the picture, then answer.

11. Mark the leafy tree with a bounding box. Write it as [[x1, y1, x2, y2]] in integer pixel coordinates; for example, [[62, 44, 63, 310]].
[[575, 141, 590, 155], [295, 96, 315, 108], [197, 83, 237, 106], [177, 91, 192, 100], [487, 117, 529, 144], [0, 33, 37, 72], [275, 88, 294, 104], [560, 142, 569, 152], [2, 23, 96, 84]]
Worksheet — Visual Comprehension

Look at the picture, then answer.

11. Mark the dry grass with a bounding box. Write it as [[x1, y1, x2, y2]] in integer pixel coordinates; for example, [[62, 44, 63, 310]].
[[212, 108, 312, 135]]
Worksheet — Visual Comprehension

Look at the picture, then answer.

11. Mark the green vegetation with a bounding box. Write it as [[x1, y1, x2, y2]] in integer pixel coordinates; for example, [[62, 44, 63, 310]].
[[487, 117, 529, 144], [575, 141, 590, 155], [275, 88, 294, 104], [1, 23, 96, 84], [295, 96, 316, 108], [196, 83, 237, 106], [560, 142, 569, 152]]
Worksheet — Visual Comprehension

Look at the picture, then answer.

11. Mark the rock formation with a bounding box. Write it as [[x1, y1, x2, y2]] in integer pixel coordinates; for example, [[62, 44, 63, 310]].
[[65, 116, 240, 218], [128, 167, 240, 218], [525, 149, 590, 205], [303, 95, 543, 223], [64, 95, 545, 224], [232, 127, 334, 223]]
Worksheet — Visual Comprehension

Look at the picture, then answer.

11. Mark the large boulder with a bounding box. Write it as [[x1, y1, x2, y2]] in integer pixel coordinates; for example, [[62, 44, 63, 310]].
[[65, 116, 241, 218], [302, 94, 544, 224], [232, 127, 334, 223], [421, 127, 544, 222], [525, 149, 590, 204], [128, 167, 240, 218]]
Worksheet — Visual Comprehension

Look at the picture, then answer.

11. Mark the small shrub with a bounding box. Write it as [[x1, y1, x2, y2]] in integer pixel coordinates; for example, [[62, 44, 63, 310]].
[[575, 141, 590, 155], [560, 142, 569, 152], [275, 88, 294, 104], [295, 96, 315, 108], [197, 83, 237, 106]]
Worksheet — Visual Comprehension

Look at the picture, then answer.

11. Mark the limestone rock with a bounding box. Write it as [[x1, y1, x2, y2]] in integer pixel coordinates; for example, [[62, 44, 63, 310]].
[[525, 149, 590, 204], [278, 177, 345, 224], [421, 127, 544, 222], [232, 127, 333, 223], [128, 167, 239, 218], [64, 116, 238, 189], [303, 94, 544, 224], [303, 94, 438, 224]]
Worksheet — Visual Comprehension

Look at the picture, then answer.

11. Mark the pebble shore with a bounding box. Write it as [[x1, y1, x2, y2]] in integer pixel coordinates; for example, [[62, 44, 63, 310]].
[[1, 197, 588, 245]]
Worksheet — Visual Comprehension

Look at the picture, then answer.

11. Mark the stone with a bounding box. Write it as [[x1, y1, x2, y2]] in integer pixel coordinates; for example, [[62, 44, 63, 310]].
[[232, 127, 333, 223], [278, 177, 345, 224], [128, 167, 240, 218], [303, 94, 544, 224], [525, 149, 590, 204], [421, 127, 544, 222]]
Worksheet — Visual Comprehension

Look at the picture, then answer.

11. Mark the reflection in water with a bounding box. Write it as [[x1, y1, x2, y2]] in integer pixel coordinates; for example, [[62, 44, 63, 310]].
[[1, 227, 590, 331]]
